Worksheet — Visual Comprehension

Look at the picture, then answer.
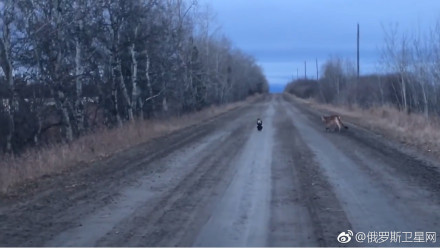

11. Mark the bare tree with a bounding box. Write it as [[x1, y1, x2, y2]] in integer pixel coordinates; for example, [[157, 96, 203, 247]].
[[0, 0, 269, 154], [381, 24, 411, 113], [0, 0, 16, 152]]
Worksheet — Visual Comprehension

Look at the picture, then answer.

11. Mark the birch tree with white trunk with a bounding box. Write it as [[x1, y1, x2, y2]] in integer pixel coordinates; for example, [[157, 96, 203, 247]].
[[0, 0, 16, 152]]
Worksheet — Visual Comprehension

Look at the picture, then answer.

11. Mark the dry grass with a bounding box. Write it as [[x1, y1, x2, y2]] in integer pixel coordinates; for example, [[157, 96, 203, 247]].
[[0, 96, 259, 193], [287, 94, 440, 159]]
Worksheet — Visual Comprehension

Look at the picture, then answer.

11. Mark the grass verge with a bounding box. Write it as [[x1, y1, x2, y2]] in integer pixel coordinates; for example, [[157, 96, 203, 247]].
[[0, 95, 260, 193], [285, 93, 440, 159]]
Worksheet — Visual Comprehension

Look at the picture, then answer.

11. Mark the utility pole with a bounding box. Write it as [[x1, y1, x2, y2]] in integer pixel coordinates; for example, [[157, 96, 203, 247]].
[[297, 68, 299, 79], [357, 23, 360, 79], [315, 58, 319, 80], [304, 61, 307, 79]]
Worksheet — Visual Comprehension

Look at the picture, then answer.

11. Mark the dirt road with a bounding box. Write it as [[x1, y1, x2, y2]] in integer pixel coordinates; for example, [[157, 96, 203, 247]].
[[1, 94, 440, 246]]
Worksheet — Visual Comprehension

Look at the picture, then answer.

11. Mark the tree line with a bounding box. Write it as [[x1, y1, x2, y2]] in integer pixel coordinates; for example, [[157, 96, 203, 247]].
[[285, 22, 440, 119], [0, 0, 269, 153]]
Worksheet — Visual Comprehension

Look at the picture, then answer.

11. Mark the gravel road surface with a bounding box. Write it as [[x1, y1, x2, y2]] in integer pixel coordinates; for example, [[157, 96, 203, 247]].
[[1, 94, 439, 247]]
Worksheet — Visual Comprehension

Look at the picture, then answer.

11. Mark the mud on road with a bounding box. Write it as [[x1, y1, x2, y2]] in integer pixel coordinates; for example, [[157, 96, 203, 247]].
[[1, 94, 440, 246]]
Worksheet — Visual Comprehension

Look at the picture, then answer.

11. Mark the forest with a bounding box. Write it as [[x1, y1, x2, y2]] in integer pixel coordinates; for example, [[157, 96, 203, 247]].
[[285, 23, 440, 120], [0, 0, 269, 154]]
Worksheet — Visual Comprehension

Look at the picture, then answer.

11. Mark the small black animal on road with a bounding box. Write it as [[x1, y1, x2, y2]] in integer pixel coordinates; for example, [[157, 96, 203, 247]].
[[257, 118, 263, 131]]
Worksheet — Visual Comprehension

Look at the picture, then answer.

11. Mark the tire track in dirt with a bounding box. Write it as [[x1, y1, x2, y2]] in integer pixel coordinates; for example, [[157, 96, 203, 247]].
[[271, 97, 353, 247], [282, 95, 440, 246], [284, 94, 440, 197], [3, 94, 440, 247], [45, 99, 269, 246], [193, 100, 275, 246], [0, 100, 261, 246]]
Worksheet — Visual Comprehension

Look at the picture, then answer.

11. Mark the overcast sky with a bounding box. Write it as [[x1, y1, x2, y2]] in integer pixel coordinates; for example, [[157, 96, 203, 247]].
[[200, 0, 440, 92]]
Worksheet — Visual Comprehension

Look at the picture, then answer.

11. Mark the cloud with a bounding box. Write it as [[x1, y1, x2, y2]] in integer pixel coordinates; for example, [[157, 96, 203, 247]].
[[202, 0, 440, 86]]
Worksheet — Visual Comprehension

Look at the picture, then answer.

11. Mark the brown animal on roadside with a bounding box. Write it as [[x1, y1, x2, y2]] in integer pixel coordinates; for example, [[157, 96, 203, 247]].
[[321, 115, 348, 132]]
